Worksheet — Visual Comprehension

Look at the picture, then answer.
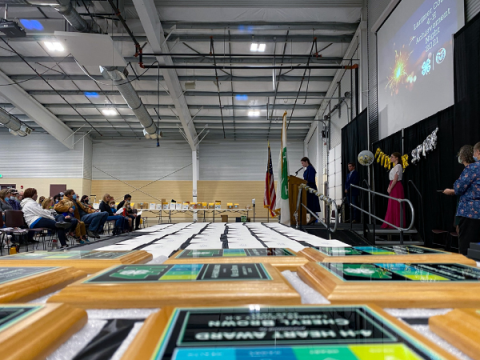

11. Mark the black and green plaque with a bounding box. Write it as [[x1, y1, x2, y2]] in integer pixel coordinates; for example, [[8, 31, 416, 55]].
[[320, 262, 480, 282], [84, 263, 272, 284], [146, 305, 450, 360], [0, 305, 43, 332], [176, 248, 295, 259], [0, 251, 133, 260], [313, 246, 446, 256], [0, 267, 57, 285]]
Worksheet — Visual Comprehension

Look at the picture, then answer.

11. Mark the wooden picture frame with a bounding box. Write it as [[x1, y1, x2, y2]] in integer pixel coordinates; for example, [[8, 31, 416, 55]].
[[299, 246, 476, 265], [430, 308, 480, 360], [0, 266, 86, 303], [120, 304, 457, 360], [0, 250, 152, 274], [298, 262, 480, 308], [48, 263, 301, 309], [0, 303, 87, 360], [165, 248, 309, 271]]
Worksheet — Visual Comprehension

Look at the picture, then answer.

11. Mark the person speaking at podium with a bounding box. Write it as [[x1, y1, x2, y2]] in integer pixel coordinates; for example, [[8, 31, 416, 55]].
[[301, 157, 321, 225]]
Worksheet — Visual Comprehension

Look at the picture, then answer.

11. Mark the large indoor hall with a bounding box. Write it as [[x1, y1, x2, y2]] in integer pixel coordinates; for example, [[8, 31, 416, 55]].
[[0, 0, 480, 359]]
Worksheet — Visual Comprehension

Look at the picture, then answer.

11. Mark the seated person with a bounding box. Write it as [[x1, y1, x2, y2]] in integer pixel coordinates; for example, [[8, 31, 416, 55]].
[[99, 193, 126, 235], [117, 194, 141, 230], [38, 196, 45, 205], [6, 189, 21, 210], [55, 189, 108, 239], [0, 189, 13, 212], [43, 197, 78, 239], [110, 198, 131, 231], [21, 188, 72, 248]]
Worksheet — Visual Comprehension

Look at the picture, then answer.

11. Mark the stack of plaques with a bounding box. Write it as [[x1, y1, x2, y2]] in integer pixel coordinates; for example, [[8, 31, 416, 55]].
[[0, 303, 87, 360], [0, 250, 152, 273], [165, 248, 309, 271], [299, 245, 476, 265], [120, 304, 457, 360], [48, 263, 301, 308], [298, 262, 480, 307], [430, 308, 480, 359], [0, 266, 85, 303]]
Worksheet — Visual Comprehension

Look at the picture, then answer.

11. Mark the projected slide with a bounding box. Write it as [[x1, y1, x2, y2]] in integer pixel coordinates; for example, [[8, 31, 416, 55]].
[[378, 0, 464, 138]]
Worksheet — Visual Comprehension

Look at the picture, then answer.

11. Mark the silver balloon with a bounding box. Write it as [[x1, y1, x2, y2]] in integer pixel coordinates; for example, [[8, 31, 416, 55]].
[[357, 150, 374, 166]]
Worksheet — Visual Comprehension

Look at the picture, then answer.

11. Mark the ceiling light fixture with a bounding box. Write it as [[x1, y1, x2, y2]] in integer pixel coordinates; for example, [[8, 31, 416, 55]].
[[250, 43, 266, 52], [101, 108, 117, 116], [44, 41, 64, 52], [248, 110, 260, 117]]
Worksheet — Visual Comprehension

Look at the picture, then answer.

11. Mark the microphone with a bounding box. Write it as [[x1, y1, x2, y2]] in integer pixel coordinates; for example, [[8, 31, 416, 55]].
[[294, 167, 303, 175]]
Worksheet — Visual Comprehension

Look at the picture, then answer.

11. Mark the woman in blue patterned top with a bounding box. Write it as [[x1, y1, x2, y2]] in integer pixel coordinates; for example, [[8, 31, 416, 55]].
[[444, 145, 480, 255]]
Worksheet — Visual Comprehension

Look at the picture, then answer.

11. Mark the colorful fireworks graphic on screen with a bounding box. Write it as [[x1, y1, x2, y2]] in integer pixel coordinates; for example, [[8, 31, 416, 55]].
[[386, 47, 414, 95]]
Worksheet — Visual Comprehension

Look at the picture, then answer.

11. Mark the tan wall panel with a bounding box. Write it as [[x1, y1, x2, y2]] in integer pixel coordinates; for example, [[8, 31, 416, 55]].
[[91, 180, 274, 220], [0, 178, 86, 198]]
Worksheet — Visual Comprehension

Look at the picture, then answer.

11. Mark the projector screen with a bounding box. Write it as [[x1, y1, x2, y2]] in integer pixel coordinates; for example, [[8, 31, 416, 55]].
[[377, 0, 464, 139]]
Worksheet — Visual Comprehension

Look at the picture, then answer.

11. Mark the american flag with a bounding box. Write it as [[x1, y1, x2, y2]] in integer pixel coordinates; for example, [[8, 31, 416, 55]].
[[264, 143, 277, 217]]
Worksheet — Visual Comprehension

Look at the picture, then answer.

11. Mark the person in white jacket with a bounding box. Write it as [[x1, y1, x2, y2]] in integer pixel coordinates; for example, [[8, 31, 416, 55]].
[[21, 188, 72, 248]]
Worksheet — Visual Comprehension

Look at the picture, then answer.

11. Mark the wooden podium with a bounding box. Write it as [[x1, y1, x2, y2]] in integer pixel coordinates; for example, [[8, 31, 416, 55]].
[[288, 175, 307, 226]]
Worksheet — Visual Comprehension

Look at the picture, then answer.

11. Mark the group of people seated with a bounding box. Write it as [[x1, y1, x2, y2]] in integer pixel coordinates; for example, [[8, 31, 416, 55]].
[[0, 188, 141, 249]]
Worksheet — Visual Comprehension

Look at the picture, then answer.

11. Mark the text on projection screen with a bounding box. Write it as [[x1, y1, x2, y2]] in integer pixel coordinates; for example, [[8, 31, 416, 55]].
[[377, 0, 464, 139]]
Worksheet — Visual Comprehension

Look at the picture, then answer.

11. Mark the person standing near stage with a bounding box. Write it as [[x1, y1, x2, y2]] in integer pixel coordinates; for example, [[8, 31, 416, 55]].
[[345, 162, 360, 223], [381, 152, 405, 229], [443, 145, 480, 255], [301, 157, 321, 225]]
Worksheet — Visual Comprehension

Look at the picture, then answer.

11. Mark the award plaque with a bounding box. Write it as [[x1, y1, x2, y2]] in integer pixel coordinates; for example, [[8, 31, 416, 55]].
[[120, 304, 456, 360], [298, 262, 480, 308], [165, 248, 309, 271], [300, 245, 476, 265], [430, 309, 480, 359], [48, 263, 301, 308], [0, 266, 85, 303], [0, 250, 152, 274], [0, 303, 87, 360]]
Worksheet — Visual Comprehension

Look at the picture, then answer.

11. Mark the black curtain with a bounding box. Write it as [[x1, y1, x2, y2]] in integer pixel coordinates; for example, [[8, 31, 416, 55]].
[[372, 130, 403, 225], [341, 109, 369, 198], [403, 106, 458, 247], [454, 11, 480, 151]]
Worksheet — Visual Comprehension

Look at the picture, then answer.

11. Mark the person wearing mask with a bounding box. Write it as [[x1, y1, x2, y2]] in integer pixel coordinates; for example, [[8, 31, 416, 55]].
[[43, 197, 78, 240], [21, 188, 72, 248], [38, 196, 45, 205], [99, 193, 126, 235], [110, 199, 131, 231], [6, 189, 21, 210], [55, 189, 108, 239], [53, 194, 62, 204], [443, 145, 480, 255], [345, 162, 360, 223], [300, 157, 321, 225], [0, 190, 13, 212], [381, 152, 405, 229], [117, 194, 141, 230], [80, 195, 92, 207]]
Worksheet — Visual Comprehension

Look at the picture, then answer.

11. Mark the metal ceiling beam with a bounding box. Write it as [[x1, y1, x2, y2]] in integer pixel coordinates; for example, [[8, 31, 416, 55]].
[[0, 102, 325, 110], [8, 74, 334, 82], [11, 34, 354, 43], [132, 0, 197, 149], [0, 70, 74, 149], [27, 90, 327, 97], [161, 21, 359, 31], [0, 55, 343, 64]]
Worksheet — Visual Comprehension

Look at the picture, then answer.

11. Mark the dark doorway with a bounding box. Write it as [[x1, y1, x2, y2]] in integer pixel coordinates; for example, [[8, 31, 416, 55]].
[[50, 184, 67, 197], [0, 184, 16, 190]]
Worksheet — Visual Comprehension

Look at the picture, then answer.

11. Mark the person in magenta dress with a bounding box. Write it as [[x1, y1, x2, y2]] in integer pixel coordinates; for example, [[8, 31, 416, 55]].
[[381, 152, 405, 229]]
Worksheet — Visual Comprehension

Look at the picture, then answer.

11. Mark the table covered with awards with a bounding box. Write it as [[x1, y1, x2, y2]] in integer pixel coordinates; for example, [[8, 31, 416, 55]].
[[48, 263, 301, 308], [0, 250, 152, 273], [165, 248, 309, 271], [299, 245, 476, 265], [298, 261, 480, 307]]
